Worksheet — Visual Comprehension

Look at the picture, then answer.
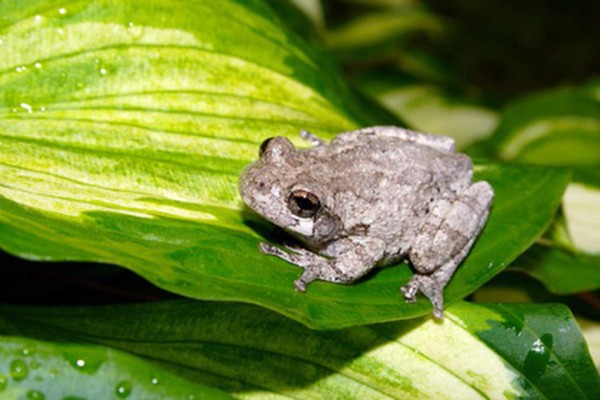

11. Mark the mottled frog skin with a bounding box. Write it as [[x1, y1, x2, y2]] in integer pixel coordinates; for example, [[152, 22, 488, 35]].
[[239, 126, 493, 318]]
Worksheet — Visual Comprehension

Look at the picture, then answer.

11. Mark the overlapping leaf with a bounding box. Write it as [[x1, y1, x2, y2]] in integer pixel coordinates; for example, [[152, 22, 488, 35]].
[[488, 84, 600, 294], [490, 84, 600, 167], [0, 300, 597, 399], [0, 335, 232, 399]]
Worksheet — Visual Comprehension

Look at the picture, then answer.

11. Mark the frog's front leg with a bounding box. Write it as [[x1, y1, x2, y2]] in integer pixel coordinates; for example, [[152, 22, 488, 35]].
[[402, 181, 494, 318], [259, 236, 385, 291]]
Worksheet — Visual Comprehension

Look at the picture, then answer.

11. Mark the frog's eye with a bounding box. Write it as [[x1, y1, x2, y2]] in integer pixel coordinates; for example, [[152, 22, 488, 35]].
[[259, 137, 275, 157], [288, 190, 320, 218]]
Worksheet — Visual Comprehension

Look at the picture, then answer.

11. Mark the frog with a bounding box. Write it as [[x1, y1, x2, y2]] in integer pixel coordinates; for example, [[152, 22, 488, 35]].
[[238, 126, 494, 318]]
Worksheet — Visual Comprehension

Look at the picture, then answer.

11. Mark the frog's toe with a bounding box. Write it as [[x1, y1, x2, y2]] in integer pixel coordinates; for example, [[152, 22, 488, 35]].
[[401, 275, 445, 318], [294, 270, 318, 292], [258, 242, 277, 254], [400, 281, 418, 303]]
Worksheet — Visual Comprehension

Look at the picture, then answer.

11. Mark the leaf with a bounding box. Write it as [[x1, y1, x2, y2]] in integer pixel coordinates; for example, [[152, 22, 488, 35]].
[[562, 173, 600, 255], [362, 82, 499, 149], [326, 9, 443, 51], [0, 162, 570, 329], [577, 318, 600, 373], [508, 171, 600, 294], [490, 85, 600, 167], [0, 300, 598, 399], [451, 302, 600, 399], [0, 1, 569, 328], [510, 245, 600, 295], [0, 335, 232, 400]]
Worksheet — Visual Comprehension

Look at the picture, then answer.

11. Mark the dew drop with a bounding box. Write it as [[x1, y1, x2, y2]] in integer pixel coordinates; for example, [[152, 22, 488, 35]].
[[40, 106, 46, 112], [0, 38, 3, 45], [10, 359, 28, 381], [151, 377, 159, 385], [126, 21, 144, 40], [34, 62, 42, 69], [64, 353, 102, 374], [22, 348, 31, 356], [35, 15, 42, 22], [26, 389, 45, 400], [115, 380, 132, 398], [58, 8, 67, 15], [0, 375, 7, 391], [99, 67, 107, 76]]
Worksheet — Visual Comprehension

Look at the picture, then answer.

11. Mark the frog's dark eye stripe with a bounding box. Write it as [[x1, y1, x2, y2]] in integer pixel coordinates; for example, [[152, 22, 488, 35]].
[[259, 137, 275, 157], [288, 190, 320, 218]]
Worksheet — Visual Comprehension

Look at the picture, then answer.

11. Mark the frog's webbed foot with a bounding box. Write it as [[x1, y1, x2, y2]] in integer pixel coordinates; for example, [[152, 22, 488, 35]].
[[401, 275, 444, 319], [299, 130, 326, 147], [259, 242, 334, 292]]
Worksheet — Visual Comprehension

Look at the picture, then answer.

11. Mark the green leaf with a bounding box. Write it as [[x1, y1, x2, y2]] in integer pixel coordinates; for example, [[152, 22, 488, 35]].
[[326, 9, 443, 51], [0, 335, 232, 399], [510, 244, 600, 294], [451, 302, 600, 399], [0, 162, 570, 329], [509, 171, 600, 295], [490, 85, 600, 167], [0, 300, 598, 399], [0, 1, 569, 328]]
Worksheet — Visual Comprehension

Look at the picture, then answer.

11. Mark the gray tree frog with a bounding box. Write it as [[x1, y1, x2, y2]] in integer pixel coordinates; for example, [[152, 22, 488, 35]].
[[239, 126, 493, 318]]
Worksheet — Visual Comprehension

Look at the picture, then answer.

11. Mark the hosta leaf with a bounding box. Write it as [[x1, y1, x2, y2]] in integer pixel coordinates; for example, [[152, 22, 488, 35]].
[[510, 244, 600, 295], [0, 300, 598, 399], [0, 0, 569, 328], [361, 82, 499, 149], [562, 173, 600, 255], [508, 167, 600, 294], [578, 318, 600, 373], [0, 336, 232, 399], [490, 85, 600, 167], [0, 163, 569, 329]]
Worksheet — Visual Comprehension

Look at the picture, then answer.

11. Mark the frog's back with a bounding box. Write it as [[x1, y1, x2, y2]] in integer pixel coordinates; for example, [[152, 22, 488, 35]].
[[306, 136, 472, 197], [302, 136, 474, 258]]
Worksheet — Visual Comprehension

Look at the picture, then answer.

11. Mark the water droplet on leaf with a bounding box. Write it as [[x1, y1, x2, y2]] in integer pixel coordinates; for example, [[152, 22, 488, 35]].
[[26, 389, 45, 400], [115, 380, 132, 398], [10, 359, 28, 381]]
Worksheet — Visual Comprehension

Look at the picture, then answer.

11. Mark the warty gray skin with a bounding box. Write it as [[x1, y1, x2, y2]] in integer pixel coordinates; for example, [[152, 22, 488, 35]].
[[239, 126, 494, 318]]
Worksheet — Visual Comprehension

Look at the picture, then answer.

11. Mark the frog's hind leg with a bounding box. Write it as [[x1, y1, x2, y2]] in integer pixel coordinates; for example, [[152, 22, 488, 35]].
[[402, 181, 494, 318]]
